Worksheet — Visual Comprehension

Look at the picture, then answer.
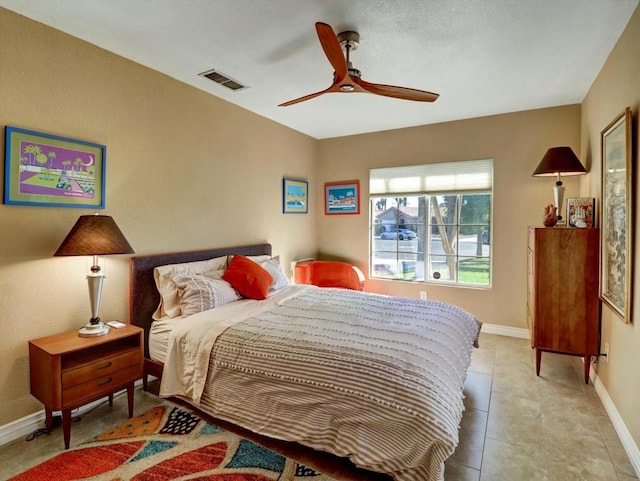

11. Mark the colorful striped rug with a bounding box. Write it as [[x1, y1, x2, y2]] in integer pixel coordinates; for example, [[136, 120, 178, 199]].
[[10, 404, 338, 481]]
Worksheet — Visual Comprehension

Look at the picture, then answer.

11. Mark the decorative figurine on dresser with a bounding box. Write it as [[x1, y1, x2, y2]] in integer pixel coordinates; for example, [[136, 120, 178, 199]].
[[542, 204, 558, 228], [526, 226, 599, 384]]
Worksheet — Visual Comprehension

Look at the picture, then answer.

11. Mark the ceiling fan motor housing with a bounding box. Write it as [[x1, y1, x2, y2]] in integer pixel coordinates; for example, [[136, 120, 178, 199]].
[[337, 30, 360, 51], [337, 30, 361, 90]]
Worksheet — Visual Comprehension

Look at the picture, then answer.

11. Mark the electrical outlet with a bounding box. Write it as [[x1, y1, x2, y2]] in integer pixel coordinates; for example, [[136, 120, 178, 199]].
[[419, 291, 427, 300], [603, 342, 610, 363]]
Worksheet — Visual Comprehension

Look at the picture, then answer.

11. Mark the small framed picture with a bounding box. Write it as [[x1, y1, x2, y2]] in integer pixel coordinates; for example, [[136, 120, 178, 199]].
[[282, 178, 308, 214], [324, 180, 360, 215], [566, 197, 595, 228]]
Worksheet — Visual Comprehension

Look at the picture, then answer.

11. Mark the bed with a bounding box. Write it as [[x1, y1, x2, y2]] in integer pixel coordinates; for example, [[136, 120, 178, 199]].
[[130, 243, 481, 481]]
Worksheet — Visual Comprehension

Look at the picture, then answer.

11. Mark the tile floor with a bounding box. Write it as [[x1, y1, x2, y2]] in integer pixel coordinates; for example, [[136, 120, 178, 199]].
[[0, 333, 637, 480], [446, 333, 638, 481]]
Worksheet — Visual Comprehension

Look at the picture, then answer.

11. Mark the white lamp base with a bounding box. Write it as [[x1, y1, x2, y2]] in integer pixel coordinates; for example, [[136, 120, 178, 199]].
[[78, 322, 111, 337]]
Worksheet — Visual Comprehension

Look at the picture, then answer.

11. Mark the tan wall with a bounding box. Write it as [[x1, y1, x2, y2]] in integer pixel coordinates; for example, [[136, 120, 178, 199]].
[[316, 106, 582, 328], [582, 4, 640, 449], [0, 8, 317, 425], [4, 3, 636, 447]]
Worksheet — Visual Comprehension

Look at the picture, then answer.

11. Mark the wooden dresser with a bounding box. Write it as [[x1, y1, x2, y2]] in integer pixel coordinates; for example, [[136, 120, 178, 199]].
[[527, 227, 600, 383]]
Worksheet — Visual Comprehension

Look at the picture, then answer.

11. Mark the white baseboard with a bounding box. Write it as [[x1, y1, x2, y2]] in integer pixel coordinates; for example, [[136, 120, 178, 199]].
[[592, 369, 640, 477], [480, 322, 530, 339], [0, 381, 144, 448]]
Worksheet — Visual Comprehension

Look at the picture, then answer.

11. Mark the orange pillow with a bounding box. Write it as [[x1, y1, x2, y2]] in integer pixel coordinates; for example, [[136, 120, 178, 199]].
[[222, 255, 274, 300]]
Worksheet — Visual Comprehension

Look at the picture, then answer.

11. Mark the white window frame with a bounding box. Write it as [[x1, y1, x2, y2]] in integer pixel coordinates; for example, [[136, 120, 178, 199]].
[[369, 160, 493, 288]]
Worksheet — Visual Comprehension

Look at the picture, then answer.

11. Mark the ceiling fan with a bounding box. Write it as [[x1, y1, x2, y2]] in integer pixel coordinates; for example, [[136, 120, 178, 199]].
[[278, 22, 439, 107]]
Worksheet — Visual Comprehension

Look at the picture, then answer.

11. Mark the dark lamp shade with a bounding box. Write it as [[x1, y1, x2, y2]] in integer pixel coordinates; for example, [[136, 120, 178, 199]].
[[532, 147, 587, 177], [54, 215, 134, 256]]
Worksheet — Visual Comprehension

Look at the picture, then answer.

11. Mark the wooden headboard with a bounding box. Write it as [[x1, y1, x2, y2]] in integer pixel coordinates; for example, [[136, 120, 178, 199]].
[[129, 243, 272, 358]]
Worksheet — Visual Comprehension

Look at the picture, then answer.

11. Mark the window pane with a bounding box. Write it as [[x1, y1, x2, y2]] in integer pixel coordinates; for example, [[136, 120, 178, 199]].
[[428, 255, 456, 282], [459, 193, 491, 225], [399, 255, 420, 281], [371, 252, 398, 278], [372, 196, 425, 280], [429, 228, 458, 256], [428, 195, 459, 256], [458, 231, 491, 258], [458, 257, 491, 285], [429, 195, 459, 225], [371, 187, 491, 286], [458, 193, 491, 260]]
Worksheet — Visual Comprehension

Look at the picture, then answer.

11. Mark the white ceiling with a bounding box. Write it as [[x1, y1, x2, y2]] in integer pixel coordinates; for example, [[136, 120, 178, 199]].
[[1, 0, 638, 139]]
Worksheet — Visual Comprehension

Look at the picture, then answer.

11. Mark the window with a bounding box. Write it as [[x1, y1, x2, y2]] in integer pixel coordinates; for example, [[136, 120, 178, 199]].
[[370, 160, 493, 287]]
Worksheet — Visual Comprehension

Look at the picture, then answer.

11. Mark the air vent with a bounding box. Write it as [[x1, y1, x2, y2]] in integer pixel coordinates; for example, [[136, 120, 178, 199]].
[[199, 69, 247, 91]]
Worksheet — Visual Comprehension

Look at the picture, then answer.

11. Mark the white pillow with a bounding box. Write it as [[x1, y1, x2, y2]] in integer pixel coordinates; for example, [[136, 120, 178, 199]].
[[202, 268, 225, 280], [262, 257, 290, 293], [241, 254, 272, 264], [173, 273, 240, 318], [152, 256, 228, 320]]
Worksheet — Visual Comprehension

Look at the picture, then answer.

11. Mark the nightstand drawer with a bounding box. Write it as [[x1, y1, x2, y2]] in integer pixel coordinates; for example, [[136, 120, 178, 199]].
[[62, 349, 140, 388], [62, 364, 141, 406]]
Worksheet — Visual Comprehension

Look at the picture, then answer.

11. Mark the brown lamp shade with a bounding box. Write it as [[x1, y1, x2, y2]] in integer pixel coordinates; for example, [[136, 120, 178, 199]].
[[54, 215, 134, 256], [532, 147, 587, 177]]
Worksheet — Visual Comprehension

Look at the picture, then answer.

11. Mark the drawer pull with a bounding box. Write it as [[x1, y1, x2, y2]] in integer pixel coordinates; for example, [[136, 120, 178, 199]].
[[97, 361, 112, 370], [97, 377, 112, 387]]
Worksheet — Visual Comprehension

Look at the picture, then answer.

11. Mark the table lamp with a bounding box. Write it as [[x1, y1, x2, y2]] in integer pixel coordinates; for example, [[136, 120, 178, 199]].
[[54, 214, 134, 337], [532, 147, 587, 222]]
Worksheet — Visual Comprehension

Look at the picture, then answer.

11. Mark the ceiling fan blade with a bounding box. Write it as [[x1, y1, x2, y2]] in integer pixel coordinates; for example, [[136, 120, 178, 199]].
[[278, 85, 336, 107], [353, 77, 439, 102], [315, 22, 347, 81]]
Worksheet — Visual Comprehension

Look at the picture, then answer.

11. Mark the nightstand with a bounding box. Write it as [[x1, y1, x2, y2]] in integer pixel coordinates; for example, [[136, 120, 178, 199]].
[[28, 324, 143, 448]]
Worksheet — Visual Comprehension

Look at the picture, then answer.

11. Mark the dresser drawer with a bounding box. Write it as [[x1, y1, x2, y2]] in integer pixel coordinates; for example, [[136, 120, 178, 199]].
[[62, 349, 140, 388], [62, 364, 141, 406]]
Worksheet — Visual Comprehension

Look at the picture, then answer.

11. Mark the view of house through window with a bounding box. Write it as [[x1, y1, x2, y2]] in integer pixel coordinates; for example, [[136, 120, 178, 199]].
[[370, 160, 493, 287]]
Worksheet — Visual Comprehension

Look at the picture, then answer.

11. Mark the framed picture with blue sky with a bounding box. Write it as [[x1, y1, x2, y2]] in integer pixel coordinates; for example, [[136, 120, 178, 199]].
[[282, 177, 308, 214], [324, 180, 360, 215]]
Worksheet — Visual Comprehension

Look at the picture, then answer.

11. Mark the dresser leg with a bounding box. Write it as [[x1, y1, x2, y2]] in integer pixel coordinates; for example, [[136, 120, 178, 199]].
[[127, 382, 135, 418], [583, 355, 591, 384], [535, 348, 542, 376], [62, 408, 72, 449]]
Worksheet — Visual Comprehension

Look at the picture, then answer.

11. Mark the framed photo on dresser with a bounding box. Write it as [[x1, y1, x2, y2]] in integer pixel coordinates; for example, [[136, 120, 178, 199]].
[[566, 197, 595, 228]]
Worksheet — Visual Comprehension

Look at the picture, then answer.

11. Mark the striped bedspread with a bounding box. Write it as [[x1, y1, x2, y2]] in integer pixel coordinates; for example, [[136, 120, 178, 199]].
[[161, 285, 481, 481]]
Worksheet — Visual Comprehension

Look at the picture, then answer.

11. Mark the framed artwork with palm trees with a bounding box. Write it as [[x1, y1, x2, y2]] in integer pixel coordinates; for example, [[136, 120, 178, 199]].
[[3, 126, 106, 208]]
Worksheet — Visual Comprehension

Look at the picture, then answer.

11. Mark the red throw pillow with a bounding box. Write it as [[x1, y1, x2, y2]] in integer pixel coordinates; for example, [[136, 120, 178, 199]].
[[222, 255, 274, 300]]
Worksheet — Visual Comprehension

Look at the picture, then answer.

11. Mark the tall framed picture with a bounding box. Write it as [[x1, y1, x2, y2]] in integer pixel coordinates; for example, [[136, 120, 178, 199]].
[[324, 180, 360, 215], [282, 178, 308, 214], [3, 126, 106, 209], [600, 107, 633, 323], [566, 197, 595, 228]]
